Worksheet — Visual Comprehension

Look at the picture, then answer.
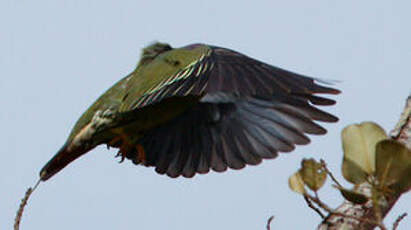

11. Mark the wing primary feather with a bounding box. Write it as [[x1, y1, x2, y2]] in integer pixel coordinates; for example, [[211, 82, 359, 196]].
[[246, 98, 327, 135], [209, 127, 228, 172], [240, 103, 312, 144], [220, 127, 246, 169], [237, 107, 295, 153], [226, 119, 262, 165], [196, 124, 212, 174]]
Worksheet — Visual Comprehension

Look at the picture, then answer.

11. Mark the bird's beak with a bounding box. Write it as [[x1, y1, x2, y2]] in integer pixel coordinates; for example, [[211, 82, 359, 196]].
[[39, 142, 90, 181]]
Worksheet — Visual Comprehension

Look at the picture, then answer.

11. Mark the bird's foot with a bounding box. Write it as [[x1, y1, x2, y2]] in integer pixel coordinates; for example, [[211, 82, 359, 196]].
[[109, 135, 130, 163], [136, 144, 146, 165], [117, 140, 131, 163], [115, 150, 126, 163]]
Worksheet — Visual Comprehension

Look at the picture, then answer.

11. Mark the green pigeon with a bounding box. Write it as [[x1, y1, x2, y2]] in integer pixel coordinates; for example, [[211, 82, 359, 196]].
[[40, 42, 340, 181]]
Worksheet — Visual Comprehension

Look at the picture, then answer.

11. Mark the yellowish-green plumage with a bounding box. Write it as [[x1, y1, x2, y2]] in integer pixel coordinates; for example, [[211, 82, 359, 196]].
[[67, 74, 131, 142], [121, 44, 210, 111]]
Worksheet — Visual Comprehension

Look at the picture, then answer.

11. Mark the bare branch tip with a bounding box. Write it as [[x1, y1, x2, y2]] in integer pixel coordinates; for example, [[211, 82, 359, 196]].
[[393, 213, 407, 230], [320, 159, 342, 188], [304, 194, 326, 219], [266, 215, 275, 230], [14, 180, 40, 230], [14, 188, 33, 230]]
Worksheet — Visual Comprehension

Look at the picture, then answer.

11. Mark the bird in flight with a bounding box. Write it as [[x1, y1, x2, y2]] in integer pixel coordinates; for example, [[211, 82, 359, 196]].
[[40, 42, 340, 181]]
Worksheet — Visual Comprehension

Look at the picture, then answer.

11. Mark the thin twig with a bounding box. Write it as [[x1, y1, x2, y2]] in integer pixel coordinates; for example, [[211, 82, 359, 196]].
[[392, 213, 407, 230], [303, 195, 325, 218], [14, 188, 33, 230], [14, 179, 41, 230], [320, 159, 342, 188], [266, 216, 274, 230], [304, 193, 333, 213]]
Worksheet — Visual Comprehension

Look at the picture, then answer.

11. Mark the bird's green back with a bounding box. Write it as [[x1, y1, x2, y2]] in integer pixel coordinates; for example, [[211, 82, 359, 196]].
[[120, 44, 210, 112]]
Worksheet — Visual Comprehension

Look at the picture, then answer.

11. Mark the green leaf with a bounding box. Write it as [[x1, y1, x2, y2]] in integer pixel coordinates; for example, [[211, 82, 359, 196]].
[[341, 122, 387, 182], [299, 159, 327, 191], [375, 140, 411, 193], [288, 171, 306, 194], [341, 158, 369, 184], [336, 186, 369, 204]]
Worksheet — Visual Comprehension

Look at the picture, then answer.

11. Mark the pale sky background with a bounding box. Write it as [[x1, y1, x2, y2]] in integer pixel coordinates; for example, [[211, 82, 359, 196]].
[[2, 1, 411, 229]]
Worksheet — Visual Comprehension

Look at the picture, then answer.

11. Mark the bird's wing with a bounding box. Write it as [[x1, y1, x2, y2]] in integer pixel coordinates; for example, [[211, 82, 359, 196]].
[[115, 44, 340, 178], [119, 44, 339, 115]]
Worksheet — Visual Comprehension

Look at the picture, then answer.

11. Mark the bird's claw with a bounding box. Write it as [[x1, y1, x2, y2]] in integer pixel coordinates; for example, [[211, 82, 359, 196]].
[[115, 150, 126, 163]]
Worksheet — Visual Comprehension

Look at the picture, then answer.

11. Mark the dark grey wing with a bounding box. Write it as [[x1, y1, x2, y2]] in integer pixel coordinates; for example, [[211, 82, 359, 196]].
[[127, 45, 340, 178], [205, 46, 340, 107]]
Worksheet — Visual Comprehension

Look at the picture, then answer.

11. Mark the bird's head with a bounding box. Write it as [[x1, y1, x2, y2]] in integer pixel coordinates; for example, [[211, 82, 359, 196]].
[[139, 42, 172, 65]]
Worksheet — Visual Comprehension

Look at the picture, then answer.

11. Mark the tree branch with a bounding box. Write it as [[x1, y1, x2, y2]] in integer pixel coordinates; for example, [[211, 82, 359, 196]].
[[317, 95, 411, 230]]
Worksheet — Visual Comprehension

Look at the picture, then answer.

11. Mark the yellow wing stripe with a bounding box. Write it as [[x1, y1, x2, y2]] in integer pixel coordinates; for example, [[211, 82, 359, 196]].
[[133, 52, 212, 108]]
